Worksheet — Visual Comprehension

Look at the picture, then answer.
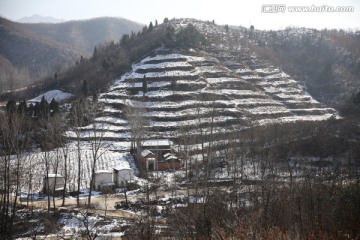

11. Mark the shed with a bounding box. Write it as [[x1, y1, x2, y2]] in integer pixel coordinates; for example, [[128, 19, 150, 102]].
[[113, 167, 134, 187], [157, 153, 182, 171], [139, 150, 156, 171], [94, 170, 114, 191], [43, 174, 65, 196]]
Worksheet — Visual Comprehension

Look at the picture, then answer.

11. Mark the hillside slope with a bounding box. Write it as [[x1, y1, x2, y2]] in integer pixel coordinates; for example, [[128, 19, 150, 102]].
[[65, 19, 337, 156], [245, 27, 360, 107]]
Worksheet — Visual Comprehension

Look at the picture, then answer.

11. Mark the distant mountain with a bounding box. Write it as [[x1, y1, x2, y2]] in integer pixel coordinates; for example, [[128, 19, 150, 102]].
[[0, 17, 143, 92], [0, 17, 87, 85], [23, 17, 144, 53], [0, 18, 87, 83], [17, 14, 65, 24]]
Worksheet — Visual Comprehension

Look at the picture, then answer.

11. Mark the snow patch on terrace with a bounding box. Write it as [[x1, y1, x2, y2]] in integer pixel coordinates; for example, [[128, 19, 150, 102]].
[[249, 106, 291, 115], [134, 61, 192, 70], [125, 70, 198, 79], [141, 54, 187, 63], [255, 114, 337, 126], [141, 53, 217, 64]]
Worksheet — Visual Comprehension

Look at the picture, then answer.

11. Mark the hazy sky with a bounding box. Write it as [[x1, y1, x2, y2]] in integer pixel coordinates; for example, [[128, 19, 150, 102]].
[[0, 0, 359, 30]]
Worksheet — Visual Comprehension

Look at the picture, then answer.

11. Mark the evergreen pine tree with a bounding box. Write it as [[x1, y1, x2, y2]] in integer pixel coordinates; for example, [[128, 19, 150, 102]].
[[50, 98, 60, 115], [142, 76, 147, 96], [82, 79, 88, 96], [92, 46, 98, 60], [17, 100, 27, 114], [34, 102, 40, 117], [120, 34, 130, 47], [6, 99, 16, 116], [40, 96, 50, 119]]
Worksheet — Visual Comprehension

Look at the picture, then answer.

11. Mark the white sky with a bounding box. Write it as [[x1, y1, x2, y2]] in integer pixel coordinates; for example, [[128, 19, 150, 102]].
[[0, 0, 359, 30]]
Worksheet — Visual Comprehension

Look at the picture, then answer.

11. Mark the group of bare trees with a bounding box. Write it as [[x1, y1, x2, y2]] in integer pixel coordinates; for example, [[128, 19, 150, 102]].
[[159, 112, 360, 239], [0, 101, 32, 239], [0, 93, 112, 238]]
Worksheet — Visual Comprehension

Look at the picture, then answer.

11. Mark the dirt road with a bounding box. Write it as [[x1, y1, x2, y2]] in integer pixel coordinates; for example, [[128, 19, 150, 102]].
[[22, 194, 137, 218]]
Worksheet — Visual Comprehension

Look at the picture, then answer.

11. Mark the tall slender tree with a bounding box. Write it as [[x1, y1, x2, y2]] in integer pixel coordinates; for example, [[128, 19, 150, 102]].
[[71, 99, 85, 207]]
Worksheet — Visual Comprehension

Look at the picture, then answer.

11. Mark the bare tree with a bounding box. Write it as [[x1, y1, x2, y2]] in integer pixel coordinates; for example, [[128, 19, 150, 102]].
[[60, 139, 70, 206], [124, 101, 148, 154], [42, 150, 53, 214], [87, 100, 109, 207], [71, 99, 85, 207], [76, 209, 99, 240], [0, 104, 30, 238]]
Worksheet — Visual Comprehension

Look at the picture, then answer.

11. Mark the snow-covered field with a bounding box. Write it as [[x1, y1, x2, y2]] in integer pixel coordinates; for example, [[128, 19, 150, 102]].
[[19, 142, 137, 193]]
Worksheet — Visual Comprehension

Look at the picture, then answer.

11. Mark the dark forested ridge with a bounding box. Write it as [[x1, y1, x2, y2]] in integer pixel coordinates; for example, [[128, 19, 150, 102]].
[[245, 27, 360, 107]]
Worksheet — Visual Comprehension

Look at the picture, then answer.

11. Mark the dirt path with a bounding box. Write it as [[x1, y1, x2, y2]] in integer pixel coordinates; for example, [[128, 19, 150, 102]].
[[22, 194, 138, 219], [22, 188, 196, 219]]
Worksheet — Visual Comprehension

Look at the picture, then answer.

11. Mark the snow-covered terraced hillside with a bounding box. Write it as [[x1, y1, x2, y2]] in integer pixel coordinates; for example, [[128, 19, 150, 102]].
[[66, 19, 338, 157]]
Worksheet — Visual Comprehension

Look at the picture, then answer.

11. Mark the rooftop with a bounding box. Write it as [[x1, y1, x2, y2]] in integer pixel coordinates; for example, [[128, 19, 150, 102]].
[[114, 167, 133, 171], [142, 139, 171, 147], [95, 170, 113, 174], [45, 174, 63, 178], [141, 149, 154, 157]]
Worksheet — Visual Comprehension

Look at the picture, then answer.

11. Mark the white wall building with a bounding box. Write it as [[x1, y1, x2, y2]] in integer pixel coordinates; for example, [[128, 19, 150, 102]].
[[113, 167, 134, 187], [94, 170, 114, 191], [43, 174, 65, 195]]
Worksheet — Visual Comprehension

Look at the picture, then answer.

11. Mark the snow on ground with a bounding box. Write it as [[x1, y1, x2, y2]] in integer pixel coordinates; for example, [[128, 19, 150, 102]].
[[134, 61, 192, 70], [125, 70, 198, 79], [232, 98, 283, 106], [205, 77, 245, 84], [65, 130, 131, 140], [141, 54, 187, 63], [255, 114, 336, 126], [264, 72, 290, 79], [150, 115, 237, 128], [255, 68, 280, 75], [29, 90, 73, 103], [236, 68, 253, 74], [195, 65, 228, 73], [110, 81, 171, 91], [140, 53, 217, 64], [59, 213, 126, 238], [19, 142, 137, 193], [95, 117, 128, 125], [248, 106, 291, 115]]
